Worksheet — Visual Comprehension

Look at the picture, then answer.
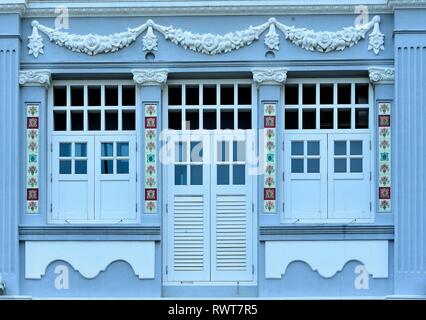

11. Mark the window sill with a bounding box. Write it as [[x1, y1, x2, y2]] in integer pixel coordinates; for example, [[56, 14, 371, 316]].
[[280, 218, 374, 224]]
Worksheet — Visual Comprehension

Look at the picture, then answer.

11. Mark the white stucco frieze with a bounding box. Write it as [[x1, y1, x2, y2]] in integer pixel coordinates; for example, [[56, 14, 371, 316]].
[[132, 69, 168, 86], [19, 70, 51, 87], [368, 67, 395, 84], [27, 17, 385, 58]]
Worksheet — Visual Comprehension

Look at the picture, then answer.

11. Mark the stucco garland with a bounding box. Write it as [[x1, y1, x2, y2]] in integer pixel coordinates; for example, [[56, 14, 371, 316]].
[[27, 17, 385, 57]]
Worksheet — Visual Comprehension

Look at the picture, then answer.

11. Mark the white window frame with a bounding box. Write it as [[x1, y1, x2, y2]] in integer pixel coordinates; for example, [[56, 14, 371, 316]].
[[162, 79, 258, 286], [48, 80, 140, 224], [281, 78, 375, 224]]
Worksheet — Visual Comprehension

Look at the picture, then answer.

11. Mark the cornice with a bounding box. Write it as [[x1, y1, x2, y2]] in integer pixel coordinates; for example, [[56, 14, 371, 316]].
[[19, 69, 51, 87], [368, 66, 395, 84]]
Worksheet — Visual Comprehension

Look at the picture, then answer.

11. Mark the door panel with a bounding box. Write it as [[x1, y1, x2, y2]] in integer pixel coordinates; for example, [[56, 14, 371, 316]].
[[284, 134, 327, 220], [327, 134, 371, 219], [211, 133, 253, 281], [167, 133, 211, 281], [52, 136, 94, 221], [94, 136, 137, 221]]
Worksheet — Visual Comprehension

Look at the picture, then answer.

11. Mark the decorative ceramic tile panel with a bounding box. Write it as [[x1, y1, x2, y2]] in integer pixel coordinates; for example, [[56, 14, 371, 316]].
[[378, 102, 391, 212], [144, 104, 158, 213], [264, 103, 276, 213], [26, 104, 39, 213]]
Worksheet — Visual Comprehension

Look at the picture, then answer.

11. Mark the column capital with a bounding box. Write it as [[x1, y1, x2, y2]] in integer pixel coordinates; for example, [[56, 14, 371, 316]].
[[252, 68, 288, 85], [368, 67, 395, 84], [132, 69, 168, 86], [19, 70, 51, 88]]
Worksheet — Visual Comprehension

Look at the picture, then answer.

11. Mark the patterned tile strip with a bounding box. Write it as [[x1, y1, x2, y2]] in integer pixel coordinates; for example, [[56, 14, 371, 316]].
[[144, 104, 158, 213], [26, 104, 39, 213], [264, 103, 276, 213], [378, 102, 391, 212]]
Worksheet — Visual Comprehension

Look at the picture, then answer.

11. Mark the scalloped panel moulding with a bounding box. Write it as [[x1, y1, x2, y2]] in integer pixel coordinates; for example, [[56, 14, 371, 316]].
[[25, 241, 155, 279], [265, 240, 388, 279], [27, 16, 385, 58]]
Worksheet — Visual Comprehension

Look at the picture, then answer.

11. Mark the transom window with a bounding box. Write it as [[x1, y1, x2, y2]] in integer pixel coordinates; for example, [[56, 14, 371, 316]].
[[284, 80, 370, 131], [167, 82, 252, 130]]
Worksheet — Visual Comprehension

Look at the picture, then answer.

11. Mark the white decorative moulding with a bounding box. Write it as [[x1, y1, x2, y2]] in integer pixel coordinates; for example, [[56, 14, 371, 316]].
[[252, 68, 288, 84], [368, 67, 395, 84], [132, 69, 168, 86], [19, 70, 51, 87], [25, 241, 155, 279], [27, 17, 385, 58], [265, 240, 389, 279]]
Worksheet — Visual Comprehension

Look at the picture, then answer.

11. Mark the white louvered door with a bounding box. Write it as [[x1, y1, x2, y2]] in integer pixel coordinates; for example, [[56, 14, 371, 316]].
[[166, 132, 253, 283]]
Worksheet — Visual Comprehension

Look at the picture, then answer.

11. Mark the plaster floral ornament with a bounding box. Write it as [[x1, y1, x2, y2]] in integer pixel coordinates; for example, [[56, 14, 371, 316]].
[[27, 17, 385, 58], [19, 70, 51, 88], [369, 67, 395, 84], [143, 26, 158, 52]]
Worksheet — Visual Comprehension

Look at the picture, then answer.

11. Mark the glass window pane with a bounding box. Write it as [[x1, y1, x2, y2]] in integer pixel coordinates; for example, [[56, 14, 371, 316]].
[[185, 110, 199, 130], [53, 86, 67, 106], [285, 109, 298, 129], [334, 159, 347, 173], [233, 141, 245, 161], [75, 143, 87, 157], [338, 108, 351, 129], [105, 86, 118, 106], [70, 86, 84, 106], [217, 141, 230, 162], [307, 159, 320, 173], [220, 109, 234, 129], [117, 159, 129, 174], [117, 142, 129, 157], [59, 160, 71, 174], [190, 165, 203, 185], [334, 141, 346, 155], [285, 84, 298, 105], [175, 142, 187, 162], [168, 110, 182, 130], [59, 143, 71, 157], [174, 165, 187, 185], [302, 84, 316, 104], [307, 141, 319, 155], [88, 86, 101, 106], [355, 83, 369, 104], [122, 110, 135, 130], [88, 110, 101, 131], [291, 141, 304, 156], [190, 141, 203, 162], [101, 160, 114, 174], [350, 158, 363, 173], [185, 85, 199, 105], [203, 110, 217, 129], [350, 141, 363, 155], [302, 109, 316, 129], [101, 143, 113, 157], [238, 85, 251, 105], [355, 108, 369, 129], [233, 164, 245, 185], [71, 111, 84, 131], [320, 108, 333, 129], [291, 159, 304, 173], [217, 165, 230, 185], [54, 111, 67, 131], [122, 86, 136, 106], [203, 85, 216, 105], [320, 84, 333, 104], [220, 85, 234, 105], [105, 110, 118, 130], [238, 109, 251, 129], [168, 86, 182, 105], [74, 160, 87, 174], [337, 83, 351, 104]]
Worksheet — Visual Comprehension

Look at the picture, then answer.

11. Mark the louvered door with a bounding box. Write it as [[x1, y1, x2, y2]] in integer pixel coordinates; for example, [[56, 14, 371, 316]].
[[167, 133, 210, 281]]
